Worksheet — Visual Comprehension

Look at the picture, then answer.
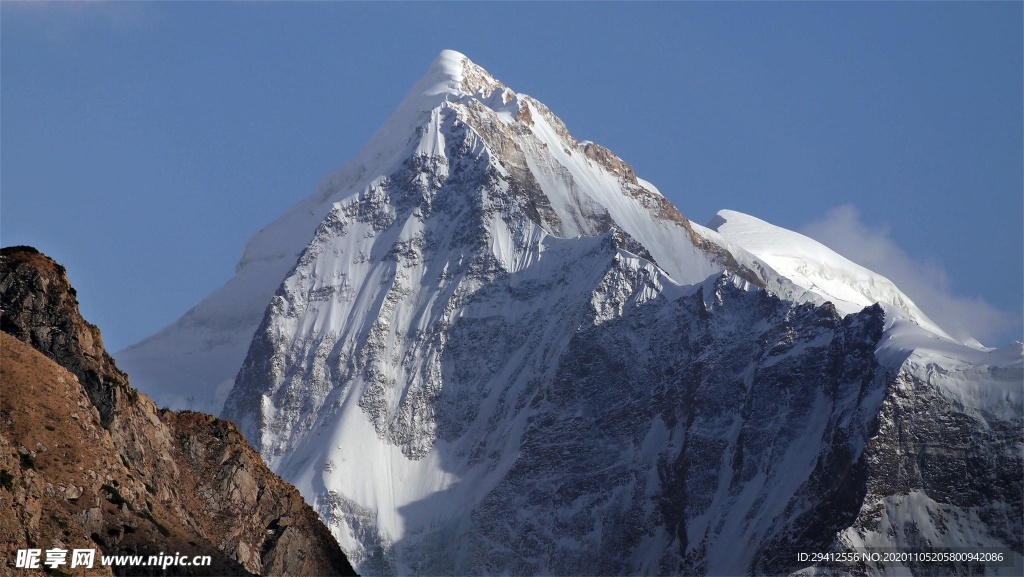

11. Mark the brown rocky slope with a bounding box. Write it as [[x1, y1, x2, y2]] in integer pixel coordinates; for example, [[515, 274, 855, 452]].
[[0, 246, 357, 576]]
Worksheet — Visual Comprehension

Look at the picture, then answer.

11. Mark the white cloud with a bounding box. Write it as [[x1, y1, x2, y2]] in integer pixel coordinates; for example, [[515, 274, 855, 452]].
[[800, 204, 1019, 348]]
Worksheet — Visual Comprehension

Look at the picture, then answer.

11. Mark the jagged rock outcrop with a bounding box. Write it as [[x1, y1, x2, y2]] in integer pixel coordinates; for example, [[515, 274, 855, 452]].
[[0, 246, 130, 427], [0, 246, 357, 576]]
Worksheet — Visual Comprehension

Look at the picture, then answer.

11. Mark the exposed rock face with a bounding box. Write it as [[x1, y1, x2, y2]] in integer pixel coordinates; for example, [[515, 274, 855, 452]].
[[0, 246, 130, 426], [826, 365, 1024, 576], [0, 246, 356, 576], [420, 280, 893, 576]]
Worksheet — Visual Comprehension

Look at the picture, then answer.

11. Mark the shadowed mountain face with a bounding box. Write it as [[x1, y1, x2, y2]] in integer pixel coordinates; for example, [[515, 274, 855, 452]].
[[0, 246, 357, 576]]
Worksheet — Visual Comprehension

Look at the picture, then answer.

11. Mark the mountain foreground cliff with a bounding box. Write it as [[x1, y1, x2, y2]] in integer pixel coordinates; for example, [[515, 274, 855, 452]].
[[0, 246, 357, 576], [118, 51, 1022, 576]]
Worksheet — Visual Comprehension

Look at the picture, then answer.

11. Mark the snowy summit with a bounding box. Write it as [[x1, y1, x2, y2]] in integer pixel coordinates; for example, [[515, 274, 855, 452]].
[[119, 51, 1022, 576]]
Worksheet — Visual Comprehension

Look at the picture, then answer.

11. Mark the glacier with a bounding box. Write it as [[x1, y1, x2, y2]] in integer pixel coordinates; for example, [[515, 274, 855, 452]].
[[120, 50, 1022, 576]]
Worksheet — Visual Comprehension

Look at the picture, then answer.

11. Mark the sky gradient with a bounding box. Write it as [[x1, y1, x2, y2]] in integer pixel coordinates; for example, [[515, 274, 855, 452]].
[[2, 1, 1021, 350]]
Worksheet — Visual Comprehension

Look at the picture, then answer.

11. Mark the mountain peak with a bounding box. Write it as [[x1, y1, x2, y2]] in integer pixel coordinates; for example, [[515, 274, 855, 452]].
[[306, 50, 511, 207], [417, 49, 467, 97], [413, 49, 504, 100]]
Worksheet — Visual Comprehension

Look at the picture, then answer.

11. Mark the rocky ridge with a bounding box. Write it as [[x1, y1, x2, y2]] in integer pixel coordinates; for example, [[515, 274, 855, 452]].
[[0, 246, 357, 576]]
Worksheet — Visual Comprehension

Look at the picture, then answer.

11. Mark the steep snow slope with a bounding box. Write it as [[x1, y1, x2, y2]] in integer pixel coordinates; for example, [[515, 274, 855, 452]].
[[114, 260, 291, 413], [708, 208, 1021, 420], [707, 209, 962, 344]]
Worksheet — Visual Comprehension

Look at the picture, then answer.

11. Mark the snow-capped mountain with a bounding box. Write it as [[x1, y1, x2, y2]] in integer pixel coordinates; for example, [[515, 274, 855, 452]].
[[123, 51, 1021, 575]]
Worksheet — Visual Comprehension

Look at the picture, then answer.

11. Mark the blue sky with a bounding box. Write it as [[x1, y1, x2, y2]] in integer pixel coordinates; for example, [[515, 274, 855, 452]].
[[2, 1, 1021, 350]]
